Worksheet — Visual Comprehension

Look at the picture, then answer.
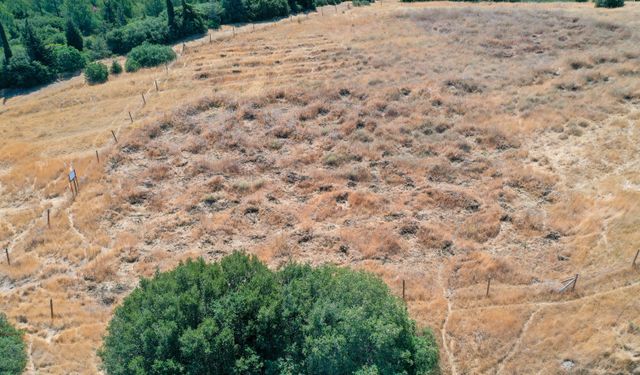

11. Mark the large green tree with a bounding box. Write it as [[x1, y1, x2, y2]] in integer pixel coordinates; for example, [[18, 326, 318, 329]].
[[166, 0, 177, 33], [99, 253, 439, 375], [22, 19, 51, 65], [63, 0, 95, 34], [0, 20, 11, 61], [65, 19, 83, 51]]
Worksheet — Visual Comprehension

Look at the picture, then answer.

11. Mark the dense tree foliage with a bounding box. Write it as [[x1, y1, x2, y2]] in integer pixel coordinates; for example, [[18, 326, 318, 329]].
[[595, 0, 624, 7], [0, 313, 27, 375], [100, 253, 439, 375], [0, 0, 353, 89], [65, 18, 83, 50]]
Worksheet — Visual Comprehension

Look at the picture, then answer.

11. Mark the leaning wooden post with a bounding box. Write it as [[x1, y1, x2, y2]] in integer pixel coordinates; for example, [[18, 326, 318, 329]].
[[233, 26, 236, 37], [402, 279, 406, 301], [165, 62, 169, 73], [50, 298, 54, 320], [47, 209, 50, 228], [486, 276, 492, 297], [572, 274, 579, 292], [128, 111, 133, 123], [5, 248, 9, 266], [111, 130, 118, 143], [633, 249, 639, 269], [96, 150, 100, 163], [253, 23, 255, 32], [321, 7, 324, 16], [209, 33, 212, 43], [154, 80, 159, 92], [141, 93, 146, 105]]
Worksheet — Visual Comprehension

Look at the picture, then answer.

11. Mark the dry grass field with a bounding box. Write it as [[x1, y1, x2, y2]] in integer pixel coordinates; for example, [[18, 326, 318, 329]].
[[1, 1, 640, 374]]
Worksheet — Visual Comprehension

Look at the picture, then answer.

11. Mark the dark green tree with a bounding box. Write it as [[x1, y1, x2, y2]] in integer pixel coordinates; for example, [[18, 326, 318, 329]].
[[222, 0, 248, 23], [22, 20, 52, 65], [65, 19, 83, 51], [178, 0, 206, 37], [99, 253, 439, 375], [63, 0, 95, 34], [167, 0, 177, 33], [0, 20, 11, 62]]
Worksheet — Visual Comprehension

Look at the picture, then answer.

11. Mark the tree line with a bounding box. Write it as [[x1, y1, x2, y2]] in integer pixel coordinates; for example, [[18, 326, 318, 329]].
[[0, 0, 356, 90]]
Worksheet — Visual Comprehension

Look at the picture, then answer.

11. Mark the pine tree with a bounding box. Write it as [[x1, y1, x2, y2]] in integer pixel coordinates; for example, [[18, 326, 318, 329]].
[[65, 19, 83, 51], [23, 20, 51, 66], [166, 0, 177, 34], [0, 21, 11, 62]]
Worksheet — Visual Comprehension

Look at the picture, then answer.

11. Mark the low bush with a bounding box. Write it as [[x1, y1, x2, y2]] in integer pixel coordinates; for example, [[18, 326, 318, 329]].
[[84, 62, 109, 84], [52, 45, 86, 73], [106, 17, 170, 55], [125, 43, 176, 72], [110, 60, 123, 74], [0, 313, 27, 375], [595, 0, 623, 7], [99, 252, 439, 375]]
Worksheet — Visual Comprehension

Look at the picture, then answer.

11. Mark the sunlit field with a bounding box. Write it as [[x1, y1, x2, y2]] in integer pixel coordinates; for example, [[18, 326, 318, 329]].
[[1, 1, 639, 373]]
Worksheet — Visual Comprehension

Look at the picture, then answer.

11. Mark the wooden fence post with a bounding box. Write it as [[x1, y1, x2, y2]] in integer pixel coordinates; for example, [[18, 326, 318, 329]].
[[111, 130, 118, 143], [209, 33, 212, 43], [486, 277, 491, 297], [402, 279, 406, 301], [50, 298, 54, 320], [5, 248, 9, 265], [47, 209, 50, 228], [154, 80, 159, 92], [633, 249, 639, 269], [141, 93, 146, 105]]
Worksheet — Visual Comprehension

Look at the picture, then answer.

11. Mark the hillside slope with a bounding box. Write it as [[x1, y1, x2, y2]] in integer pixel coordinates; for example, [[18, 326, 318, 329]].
[[1, 2, 639, 374]]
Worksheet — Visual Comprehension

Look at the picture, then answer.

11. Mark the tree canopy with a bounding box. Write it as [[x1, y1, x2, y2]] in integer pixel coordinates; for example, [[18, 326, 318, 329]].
[[0, 313, 27, 375], [99, 253, 439, 375]]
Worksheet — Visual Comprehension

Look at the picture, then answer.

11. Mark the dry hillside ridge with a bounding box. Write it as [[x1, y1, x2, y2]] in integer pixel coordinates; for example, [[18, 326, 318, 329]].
[[1, 1, 640, 374]]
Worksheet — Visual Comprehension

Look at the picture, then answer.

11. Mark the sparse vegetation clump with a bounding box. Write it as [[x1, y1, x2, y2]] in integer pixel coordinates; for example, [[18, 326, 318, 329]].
[[84, 61, 109, 84], [125, 43, 176, 72], [0, 314, 27, 375], [99, 253, 438, 375]]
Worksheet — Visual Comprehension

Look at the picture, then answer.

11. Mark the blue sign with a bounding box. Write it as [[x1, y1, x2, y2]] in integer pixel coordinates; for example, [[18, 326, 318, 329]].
[[69, 170, 76, 182]]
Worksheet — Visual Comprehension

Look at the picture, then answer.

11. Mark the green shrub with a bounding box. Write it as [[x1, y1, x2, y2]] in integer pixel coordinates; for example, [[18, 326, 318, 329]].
[[595, 0, 623, 7], [125, 42, 176, 72], [0, 313, 27, 375], [84, 62, 108, 84], [106, 17, 169, 55], [52, 45, 86, 73], [85, 36, 112, 60], [99, 253, 439, 375], [193, 3, 223, 29], [0, 53, 55, 89], [246, 0, 291, 21], [110, 59, 123, 74], [353, 0, 375, 6]]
